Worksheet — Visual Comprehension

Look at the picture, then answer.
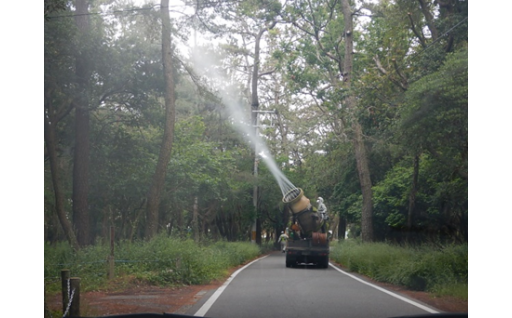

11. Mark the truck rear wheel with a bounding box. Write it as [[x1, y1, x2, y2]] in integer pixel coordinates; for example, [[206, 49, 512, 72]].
[[286, 255, 293, 268], [319, 256, 329, 268]]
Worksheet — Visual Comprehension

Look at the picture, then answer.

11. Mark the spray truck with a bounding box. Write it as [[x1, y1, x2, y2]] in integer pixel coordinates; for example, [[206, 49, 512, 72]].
[[282, 188, 329, 268]]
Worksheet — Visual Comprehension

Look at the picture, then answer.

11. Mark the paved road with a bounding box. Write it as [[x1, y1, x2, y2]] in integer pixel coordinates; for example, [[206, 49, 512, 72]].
[[186, 252, 440, 318]]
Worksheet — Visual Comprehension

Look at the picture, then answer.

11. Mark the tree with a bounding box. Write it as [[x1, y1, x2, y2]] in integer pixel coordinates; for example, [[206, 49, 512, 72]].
[[276, 0, 375, 241], [341, 0, 374, 242], [356, 0, 467, 242], [193, 0, 282, 244], [44, 0, 67, 20], [145, 0, 177, 239], [45, 2, 80, 249], [43, 0, 468, 245], [72, 0, 93, 246], [44, 97, 79, 249], [245, 7, 279, 245], [398, 49, 468, 242]]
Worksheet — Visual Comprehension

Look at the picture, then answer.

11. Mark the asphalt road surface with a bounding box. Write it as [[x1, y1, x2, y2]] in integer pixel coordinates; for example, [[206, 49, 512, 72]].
[[187, 252, 441, 318]]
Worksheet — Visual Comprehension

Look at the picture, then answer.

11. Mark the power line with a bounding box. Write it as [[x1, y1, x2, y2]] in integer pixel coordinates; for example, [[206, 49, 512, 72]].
[[45, 0, 248, 20], [46, 4, 161, 19]]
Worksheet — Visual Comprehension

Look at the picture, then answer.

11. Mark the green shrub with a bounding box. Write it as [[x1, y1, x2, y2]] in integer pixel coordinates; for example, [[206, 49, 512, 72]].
[[330, 241, 467, 299], [45, 235, 263, 293]]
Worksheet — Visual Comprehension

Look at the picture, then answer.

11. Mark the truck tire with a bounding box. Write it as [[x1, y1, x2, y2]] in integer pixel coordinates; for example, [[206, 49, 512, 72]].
[[286, 255, 293, 268], [319, 256, 329, 268]]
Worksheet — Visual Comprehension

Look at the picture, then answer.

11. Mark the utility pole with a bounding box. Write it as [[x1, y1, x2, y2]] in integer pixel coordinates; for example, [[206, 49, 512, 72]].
[[250, 106, 259, 244], [251, 110, 277, 244]]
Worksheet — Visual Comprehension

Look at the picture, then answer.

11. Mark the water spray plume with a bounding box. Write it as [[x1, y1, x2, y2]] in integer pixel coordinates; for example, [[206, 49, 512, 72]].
[[190, 49, 296, 196], [188, 50, 324, 239]]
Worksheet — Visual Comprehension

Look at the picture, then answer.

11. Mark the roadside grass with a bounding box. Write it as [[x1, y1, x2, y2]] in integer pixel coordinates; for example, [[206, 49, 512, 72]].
[[46, 236, 468, 313], [329, 240, 468, 300], [44, 234, 262, 295]]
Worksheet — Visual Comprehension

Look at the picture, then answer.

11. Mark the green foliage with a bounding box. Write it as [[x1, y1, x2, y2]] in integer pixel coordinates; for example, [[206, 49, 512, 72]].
[[372, 162, 412, 228], [45, 235, 262, 293], [400, 49, 468, 154], [330, 241, 467, 298], [390, 49, 468, 242], [239, 0, 282, 21], [44, 0, 468, 246]]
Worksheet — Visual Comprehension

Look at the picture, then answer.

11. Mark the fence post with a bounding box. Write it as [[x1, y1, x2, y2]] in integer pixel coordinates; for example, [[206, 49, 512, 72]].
[[61, 269, 70, 314], [69, 277, 80, 317], [61, 270, 80, 317], [108, 226, 115, 279]]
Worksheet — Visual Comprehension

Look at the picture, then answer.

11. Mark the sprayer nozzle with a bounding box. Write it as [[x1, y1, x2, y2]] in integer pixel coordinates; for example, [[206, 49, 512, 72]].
[[283, 188, 301, 203]]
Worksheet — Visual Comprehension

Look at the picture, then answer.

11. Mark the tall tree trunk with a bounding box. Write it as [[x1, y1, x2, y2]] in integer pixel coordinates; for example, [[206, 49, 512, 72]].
[[176, 205, 183, 236], [192, 196, 199, 242], [338, 215, 346, 241], [407, 154, 420, 242], [352, 124, 374, 242], [145, 0, 176, 239], [73, 0, 91, 246], [44, 111, 80, 251], [251, 29, 264, 245], [341, 0, 374, 242]]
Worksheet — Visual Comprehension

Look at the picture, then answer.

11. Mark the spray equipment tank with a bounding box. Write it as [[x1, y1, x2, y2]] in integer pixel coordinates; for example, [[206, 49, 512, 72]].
[[283, 188, 324, 238]]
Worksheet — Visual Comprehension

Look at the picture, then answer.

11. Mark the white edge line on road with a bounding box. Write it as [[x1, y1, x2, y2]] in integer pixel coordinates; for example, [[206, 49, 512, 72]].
[[329, 263, 439, 314], [194, 255, 270, 317]]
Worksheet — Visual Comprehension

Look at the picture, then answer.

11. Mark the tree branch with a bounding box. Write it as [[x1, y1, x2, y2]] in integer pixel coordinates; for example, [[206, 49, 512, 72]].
[[392, 58, 408, 90], [418, 0, 438, 41], [373, 55, 388, 75], [407, 12, 426, 48], [258, 69, 275, 77]]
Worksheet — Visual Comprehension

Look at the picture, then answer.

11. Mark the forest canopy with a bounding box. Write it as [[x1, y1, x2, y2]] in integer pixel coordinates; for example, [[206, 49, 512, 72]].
[[44, 0, 468, 248]]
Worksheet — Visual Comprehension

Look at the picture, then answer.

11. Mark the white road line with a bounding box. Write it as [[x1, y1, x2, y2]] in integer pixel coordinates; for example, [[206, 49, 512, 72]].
[[194, 255, 269, 317], [329, 263, 440, 314]]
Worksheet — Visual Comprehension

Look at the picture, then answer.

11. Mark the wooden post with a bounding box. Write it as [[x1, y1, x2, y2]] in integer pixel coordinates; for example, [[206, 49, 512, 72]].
[[61, 269, 70, 314], [108, 226, 115, 279], [69, 277, 80, 317]]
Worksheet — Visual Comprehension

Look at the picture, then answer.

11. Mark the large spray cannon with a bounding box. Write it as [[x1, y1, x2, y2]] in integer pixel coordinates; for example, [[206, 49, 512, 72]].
[[283, 188, 327, 242], [282, 188, 329, 268]]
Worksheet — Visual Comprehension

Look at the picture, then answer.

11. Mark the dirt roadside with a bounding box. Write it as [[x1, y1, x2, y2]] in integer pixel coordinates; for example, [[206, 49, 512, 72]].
[[46, 259, 467, 317]]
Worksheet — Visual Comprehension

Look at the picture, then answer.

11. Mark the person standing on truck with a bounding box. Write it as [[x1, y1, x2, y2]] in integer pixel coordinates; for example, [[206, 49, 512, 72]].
[[317, 197, 328, 221], [278, 231, 289, 253]]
